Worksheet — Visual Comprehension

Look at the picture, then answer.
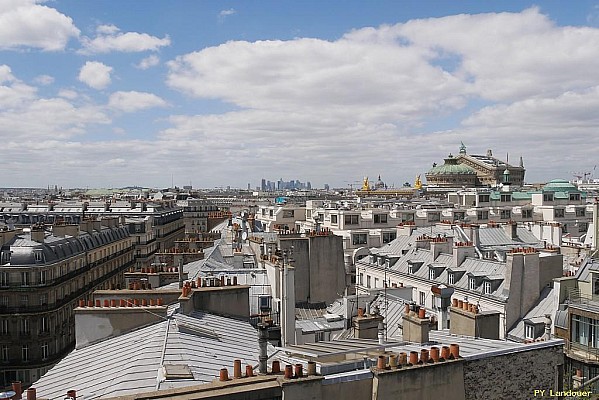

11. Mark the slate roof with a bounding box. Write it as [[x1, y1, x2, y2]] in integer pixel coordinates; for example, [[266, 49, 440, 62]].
[[33, 306, 270, 400], [507, 286, 556, 341]]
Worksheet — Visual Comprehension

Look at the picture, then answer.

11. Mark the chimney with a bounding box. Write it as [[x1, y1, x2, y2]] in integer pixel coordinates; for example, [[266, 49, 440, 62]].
[[353, 308, 384, 340], [402, 304, 430, 344], [449, 304, 500, 339], [453, 242, 475, 267], [30, 225, 45, 243], [258, 323, 268, 374], [430, 236, 452, 260], [503, 221, 518, 240]]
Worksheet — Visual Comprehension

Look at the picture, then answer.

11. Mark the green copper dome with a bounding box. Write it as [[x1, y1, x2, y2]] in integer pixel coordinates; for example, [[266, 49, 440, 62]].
[[427, 154, 476, 175], [543, 179, 578, 192]]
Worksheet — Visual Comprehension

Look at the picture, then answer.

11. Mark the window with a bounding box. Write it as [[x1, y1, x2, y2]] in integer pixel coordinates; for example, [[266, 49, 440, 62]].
[[483, 281, 492, 294], [344, 215, 359, 225], [41, 342, 49, 360], [39, 270, 47, 285], [525, 324, 535, 340], [374, 278, 379, 288], [352, 234, 367, 246], [543, 193, 554, 202], [366, 275, 371, 288], [478, 194, 490, 203], [34, 250, 43, 263], [269, 210, 273, 217], [500, 209, 511, 219], [21, 272, 30, 286], [20, 295, 28, 307], [419, 291, 426, 306], [282, 210, 294, 218], [261, 209, 266, 216], [500, 194, 512, 202], [429, 269, 436, 280], [427, 213, 440, 222], [576, 208, 586, 217], [20, 319, 30, 335], [408, 265, 414, 274], [469, 277, 476, 290], [477, 210, 489, 220], [554, 209, 565, 218], [40, 317, 49, 333], [374, 214, 388, 224], [382, 232, 396, 244], [0, 296, 7, 307], [359, 273, 363, 286], [570, 193, 581, 201], [21, 345, 28, 362], [330, 215, 338, 224], [448, 273, 455, 285], [258, 296, 271, 312], [1, 345, 8, 362], [1, 251, 10, 264], [522, 209, 533, 219], [0, 319, 8, 335], [453, 212, 465, 222], [0, 272, 8, 287]]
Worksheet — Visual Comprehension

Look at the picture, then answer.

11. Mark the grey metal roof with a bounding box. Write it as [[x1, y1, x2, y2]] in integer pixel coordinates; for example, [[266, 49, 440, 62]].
[[33, 306, 272, 400], [296, 318, 345, 334], [365, 246, 508, 302], [507, 286, 556, 341]]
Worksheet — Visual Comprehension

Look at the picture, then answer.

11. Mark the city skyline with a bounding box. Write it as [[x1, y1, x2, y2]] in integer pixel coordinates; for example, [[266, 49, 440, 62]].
[[2, 1, 599, 188]]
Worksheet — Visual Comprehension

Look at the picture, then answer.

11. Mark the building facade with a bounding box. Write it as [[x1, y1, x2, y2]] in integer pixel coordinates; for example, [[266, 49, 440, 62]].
[[0, 219, 134, 387]]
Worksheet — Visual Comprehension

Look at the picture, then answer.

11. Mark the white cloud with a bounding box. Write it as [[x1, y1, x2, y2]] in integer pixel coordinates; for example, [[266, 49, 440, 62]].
[[135, 54, 160, 70], [218, 8, 236, 22], [34, 74, 54, 85], [0, 64, 37, 108], [80, 25, 170, 54], [78, 61, 113, 90], [0, 0, 80, 51], [58, 89, 78, 99], [108, 91, 168, 113], [160, 8, 599, 186]]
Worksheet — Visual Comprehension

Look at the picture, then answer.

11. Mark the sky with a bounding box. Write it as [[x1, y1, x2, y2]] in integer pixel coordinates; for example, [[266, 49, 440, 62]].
[[2, 1, 599, 189]]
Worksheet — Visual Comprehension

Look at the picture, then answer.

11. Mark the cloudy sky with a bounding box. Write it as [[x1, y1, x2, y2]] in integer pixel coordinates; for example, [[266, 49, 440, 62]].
[[2, 1, 599, 189]]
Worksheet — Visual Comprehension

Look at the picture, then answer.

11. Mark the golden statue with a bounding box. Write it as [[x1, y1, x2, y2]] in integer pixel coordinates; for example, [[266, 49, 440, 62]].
[[414, 175, 422, 190], [362, 176, 370, 191]]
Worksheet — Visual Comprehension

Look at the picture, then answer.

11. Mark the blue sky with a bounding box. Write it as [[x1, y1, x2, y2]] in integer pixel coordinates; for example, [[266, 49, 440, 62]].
[[2, 1, 599, 188]]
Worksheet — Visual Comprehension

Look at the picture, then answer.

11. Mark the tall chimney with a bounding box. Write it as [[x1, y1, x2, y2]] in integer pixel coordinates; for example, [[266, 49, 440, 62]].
[[258, 323, 268, 374]]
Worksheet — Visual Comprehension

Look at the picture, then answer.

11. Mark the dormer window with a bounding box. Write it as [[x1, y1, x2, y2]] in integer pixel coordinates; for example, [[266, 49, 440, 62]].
[[469, 277, 476, 290], [525, 324, 534, 340], [429, 269, 436, 280], [34, 250, 44, 263], [1, 251, 10, 264], [408, 265, 414, 274], [448, 273, 455, 285], [483, 281, 492, 294]]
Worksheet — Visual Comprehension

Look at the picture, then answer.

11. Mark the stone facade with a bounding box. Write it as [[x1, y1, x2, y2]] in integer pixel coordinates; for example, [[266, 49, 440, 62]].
[[463, 345, 564, 400]]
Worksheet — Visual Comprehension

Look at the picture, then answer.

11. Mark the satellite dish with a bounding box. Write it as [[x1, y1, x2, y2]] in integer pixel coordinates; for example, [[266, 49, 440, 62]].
[[0, 392, 15, 399], [242, 231, 248, 241]]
